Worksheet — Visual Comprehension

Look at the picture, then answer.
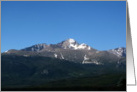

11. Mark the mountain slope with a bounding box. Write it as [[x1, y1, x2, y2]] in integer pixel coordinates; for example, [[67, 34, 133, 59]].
[[1, 54, 126, 91]]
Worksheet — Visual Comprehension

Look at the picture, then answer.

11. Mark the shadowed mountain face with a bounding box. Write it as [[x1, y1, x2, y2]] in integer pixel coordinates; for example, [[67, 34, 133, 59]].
[[1, 55, 126, 91], [1, 39, 126, 91]]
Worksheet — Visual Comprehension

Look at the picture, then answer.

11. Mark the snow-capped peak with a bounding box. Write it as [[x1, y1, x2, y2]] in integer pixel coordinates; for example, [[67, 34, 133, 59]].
[[68, 38, 76, 43], [20, 38, 92, 52], [58, 39, 91, 50]]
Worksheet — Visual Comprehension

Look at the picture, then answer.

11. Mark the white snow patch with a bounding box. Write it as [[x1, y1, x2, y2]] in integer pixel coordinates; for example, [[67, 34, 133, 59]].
[[78, 43, 87, 49], [69, 44, 78, 50], [84, 55, 89, 60], [68, 38, 75, 43], [68, 43, 91, 50], [54, 53, 58, 58], [82, 55, 90, 64], [82, 55, 102, 65], [60, 53, 64, 59]]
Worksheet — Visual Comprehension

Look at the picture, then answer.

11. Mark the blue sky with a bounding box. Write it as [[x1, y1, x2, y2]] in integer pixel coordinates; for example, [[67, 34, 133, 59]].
[[1, 1, 126, 52]]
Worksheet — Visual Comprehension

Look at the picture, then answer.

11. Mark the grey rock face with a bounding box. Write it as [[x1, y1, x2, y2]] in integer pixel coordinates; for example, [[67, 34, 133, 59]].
[[108, 47, 126, 57], [21, 44, 48, 52]]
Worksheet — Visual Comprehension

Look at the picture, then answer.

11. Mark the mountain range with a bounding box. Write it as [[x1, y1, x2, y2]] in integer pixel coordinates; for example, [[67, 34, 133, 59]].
[[1, 38, 126, 91], [3, 38, 126, 64]]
